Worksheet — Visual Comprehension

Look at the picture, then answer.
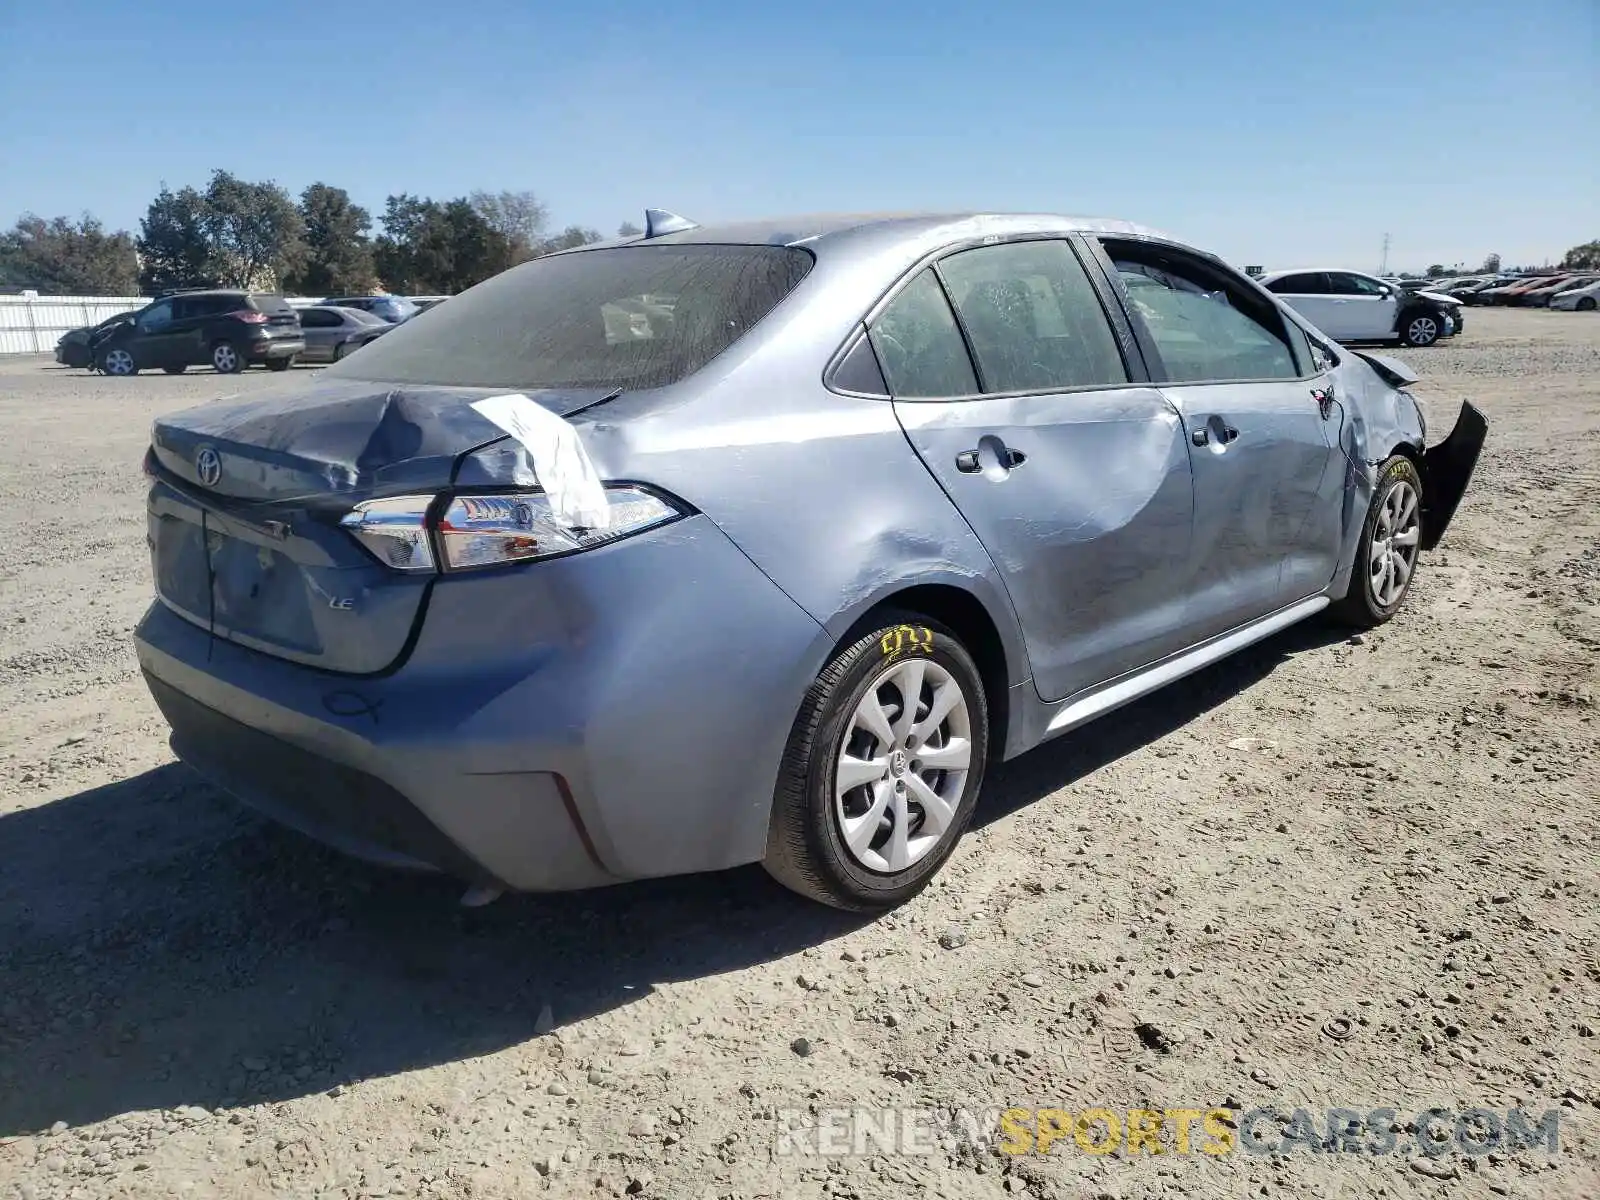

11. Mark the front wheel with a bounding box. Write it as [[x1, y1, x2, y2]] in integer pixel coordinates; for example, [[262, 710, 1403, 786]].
[[764, 615, 989, 911], [1330, 455, 1424, 627], [100, 348, 137, 376], [1399, 311, 1442, 347], [211, 341, 243, 374], [1578, 297, 1597, 312]]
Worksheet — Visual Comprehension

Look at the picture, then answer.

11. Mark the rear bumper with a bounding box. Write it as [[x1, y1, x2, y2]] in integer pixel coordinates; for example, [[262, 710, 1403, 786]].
[[247, 337, 304, 361], [1420, 400, 1488, 551], [135, 513, 831, 892]]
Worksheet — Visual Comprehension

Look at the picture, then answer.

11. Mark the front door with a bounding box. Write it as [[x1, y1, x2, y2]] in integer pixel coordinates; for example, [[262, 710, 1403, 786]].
[[874, 240, 1197, 702], [1325, 272, 1400, 340], [128, 298, 180, 368], [1095, 239, 1345, 642]]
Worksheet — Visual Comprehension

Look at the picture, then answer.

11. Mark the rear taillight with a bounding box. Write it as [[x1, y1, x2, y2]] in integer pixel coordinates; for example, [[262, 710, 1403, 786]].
[[230, 310, 269, 324], [339, 487, 685, 574]]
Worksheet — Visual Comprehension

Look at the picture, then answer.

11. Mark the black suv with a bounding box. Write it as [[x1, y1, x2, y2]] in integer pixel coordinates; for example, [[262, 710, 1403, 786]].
[[91, 290, 305, 376]]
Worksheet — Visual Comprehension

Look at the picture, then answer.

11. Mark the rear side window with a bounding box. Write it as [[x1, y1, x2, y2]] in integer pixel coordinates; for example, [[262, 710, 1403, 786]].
[[1266, 273, 1326, 294], [938, 240, 1127, 392], [299, 309, 338, 328], [1108, 245, 1299, 383], [327, 245, 813, 389], [868, 270, 978, 398]]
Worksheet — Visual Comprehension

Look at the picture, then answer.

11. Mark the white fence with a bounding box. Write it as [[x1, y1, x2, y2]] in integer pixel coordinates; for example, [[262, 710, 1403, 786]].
[[0, 293, 373, 355], [0, 295, 147, 355]]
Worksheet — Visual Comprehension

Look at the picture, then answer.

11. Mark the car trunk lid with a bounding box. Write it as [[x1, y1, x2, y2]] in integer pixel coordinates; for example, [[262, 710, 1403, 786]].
[[146, 377, 616, 673]]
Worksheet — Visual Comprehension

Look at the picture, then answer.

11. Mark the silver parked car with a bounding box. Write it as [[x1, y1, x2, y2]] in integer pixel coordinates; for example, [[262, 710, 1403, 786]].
[[294, 305, 393, 363], [135, 211, 1486, 911]]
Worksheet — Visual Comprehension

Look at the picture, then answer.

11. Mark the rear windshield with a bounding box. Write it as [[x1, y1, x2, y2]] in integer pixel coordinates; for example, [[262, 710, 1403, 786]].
[[325, 244, 814, 390], [249, 293, 295, 313]]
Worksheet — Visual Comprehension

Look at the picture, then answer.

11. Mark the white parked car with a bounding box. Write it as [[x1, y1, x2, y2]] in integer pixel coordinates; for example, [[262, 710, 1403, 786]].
[[1258, 269, 1463, 347], [1550, 278, 1600, 312]]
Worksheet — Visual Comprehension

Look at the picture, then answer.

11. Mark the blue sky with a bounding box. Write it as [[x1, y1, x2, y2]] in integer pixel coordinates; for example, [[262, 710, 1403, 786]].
[[1, 0, 1594, 272]]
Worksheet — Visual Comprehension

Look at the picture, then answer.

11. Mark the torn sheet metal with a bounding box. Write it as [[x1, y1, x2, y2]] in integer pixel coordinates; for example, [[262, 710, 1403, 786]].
[[470, 393, 612, 531]]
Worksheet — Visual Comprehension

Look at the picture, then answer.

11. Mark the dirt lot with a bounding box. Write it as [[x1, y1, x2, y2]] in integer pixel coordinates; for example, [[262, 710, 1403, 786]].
[[1, 308, 1597, 1200]]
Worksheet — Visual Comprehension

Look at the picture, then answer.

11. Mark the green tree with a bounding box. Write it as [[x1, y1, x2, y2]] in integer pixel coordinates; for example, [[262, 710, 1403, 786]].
[[0, 213, 139, 294], [1426, 264, 1447, 278], [1480, 252, 1501, 274], [469, 189, 548, 266], [288, 183, 375, 295], [617, 221, 642, 238], [137, 185, 215, 292], [1561, 240, 1600, 270], [374, 194, 452, 292], [200, 170, 305, 289], [537, 225, 604, 255]]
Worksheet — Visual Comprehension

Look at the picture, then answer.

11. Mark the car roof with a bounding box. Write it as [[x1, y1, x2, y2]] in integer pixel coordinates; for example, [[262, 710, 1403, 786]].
[[1257, 267, 1380, 281], [573, 211, 1176, 254]]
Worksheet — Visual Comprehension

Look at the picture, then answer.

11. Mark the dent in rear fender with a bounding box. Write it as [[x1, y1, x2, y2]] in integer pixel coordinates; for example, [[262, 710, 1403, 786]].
[[580, 389, 1033, 689], [402, 514, 833, 880]]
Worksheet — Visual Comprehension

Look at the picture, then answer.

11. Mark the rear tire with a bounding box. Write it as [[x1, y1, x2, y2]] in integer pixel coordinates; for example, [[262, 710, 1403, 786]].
[[1399, 310, 1442, 347], [266, 356, 292, 372], [764, 614, 989, 911], [211, 341, 243, 374], [1329, 455, 1424, 627]]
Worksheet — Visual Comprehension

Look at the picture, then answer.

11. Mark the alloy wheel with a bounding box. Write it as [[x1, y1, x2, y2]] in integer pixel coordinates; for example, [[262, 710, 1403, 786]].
[[1407, 316, 1439, 345], [1369, 479, 1421, 608], [834, 656, 972, 873], [103, 349, 134, 376], [213, 344, 239, 373]]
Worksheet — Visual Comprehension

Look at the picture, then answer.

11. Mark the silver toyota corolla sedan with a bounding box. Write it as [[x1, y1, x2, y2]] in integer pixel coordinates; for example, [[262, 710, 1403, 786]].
[[135, 211, 1487, 911]]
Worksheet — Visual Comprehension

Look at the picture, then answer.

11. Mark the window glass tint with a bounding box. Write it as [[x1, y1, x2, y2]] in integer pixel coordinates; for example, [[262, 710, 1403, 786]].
[[1111, 251, 1298, 383], [1327, 273, 1386, 296], [299, 309, 338, 328], [868, 270, 977, 398], [248, 293, 295, 314], [1283, 318, 1316, 375], [138, 300, 173, 329], [938, 241, 1127, 392], [832, 330, 888, 395], [326, 245, 813, 389], [1266, 273, 1325, 294]]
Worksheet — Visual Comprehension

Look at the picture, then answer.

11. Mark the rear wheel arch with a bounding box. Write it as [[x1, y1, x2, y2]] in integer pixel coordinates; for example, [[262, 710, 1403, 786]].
[[833, 584, 1012, 760]]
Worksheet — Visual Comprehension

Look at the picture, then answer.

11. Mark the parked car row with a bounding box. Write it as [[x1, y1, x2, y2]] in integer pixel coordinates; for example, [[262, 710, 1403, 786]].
[[56, 290, 444, 374], [1259, 268, 1464, 347], [1417, 274, 1599, 308]]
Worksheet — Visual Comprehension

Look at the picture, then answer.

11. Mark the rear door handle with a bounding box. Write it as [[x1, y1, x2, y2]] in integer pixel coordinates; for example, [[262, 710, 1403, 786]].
[[955, 442, 1026, 473]]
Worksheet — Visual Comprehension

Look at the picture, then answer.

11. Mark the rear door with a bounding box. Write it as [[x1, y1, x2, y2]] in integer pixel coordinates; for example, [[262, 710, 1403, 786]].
[[1094, 239, 1345, 640], [1264, 272, 1347, 337], [297, 307, 339, 360], [879, 238, 1197, 703]]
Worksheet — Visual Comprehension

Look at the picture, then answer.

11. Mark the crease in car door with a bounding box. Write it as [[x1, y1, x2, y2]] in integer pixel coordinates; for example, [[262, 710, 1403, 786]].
[[1104, 244, 1344, 643], [875, 244, 1197, 704]]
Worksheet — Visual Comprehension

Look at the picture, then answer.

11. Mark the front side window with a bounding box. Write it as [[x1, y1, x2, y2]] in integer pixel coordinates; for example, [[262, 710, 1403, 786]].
[[868, 269, 978, 398], [1106, 243, 1299, 383], [326, 244, 814, 390], [137, 300, 173, 330], [937, 240, 1127, 393]]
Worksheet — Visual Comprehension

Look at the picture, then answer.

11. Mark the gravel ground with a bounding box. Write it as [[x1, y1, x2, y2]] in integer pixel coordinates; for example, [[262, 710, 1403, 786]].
[[1, 309, 1597, 1200]]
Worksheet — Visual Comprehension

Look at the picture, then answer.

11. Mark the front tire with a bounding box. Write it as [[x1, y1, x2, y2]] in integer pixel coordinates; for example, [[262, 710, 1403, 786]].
[[1578, 297, 1597, 312], [100, 348, 137, 376], [1399, 310, 1442, 347], [1330, 455, 1424, 627], [211, 341, 243, 374], [764, 614, 989, 911]]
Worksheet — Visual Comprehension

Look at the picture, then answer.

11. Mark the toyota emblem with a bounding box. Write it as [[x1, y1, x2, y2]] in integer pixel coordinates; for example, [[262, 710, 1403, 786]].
[[195, 445, 222, 487]]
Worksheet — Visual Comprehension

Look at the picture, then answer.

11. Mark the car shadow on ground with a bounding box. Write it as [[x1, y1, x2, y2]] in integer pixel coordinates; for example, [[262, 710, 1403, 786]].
[[0, 621, 1348, 1135]]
